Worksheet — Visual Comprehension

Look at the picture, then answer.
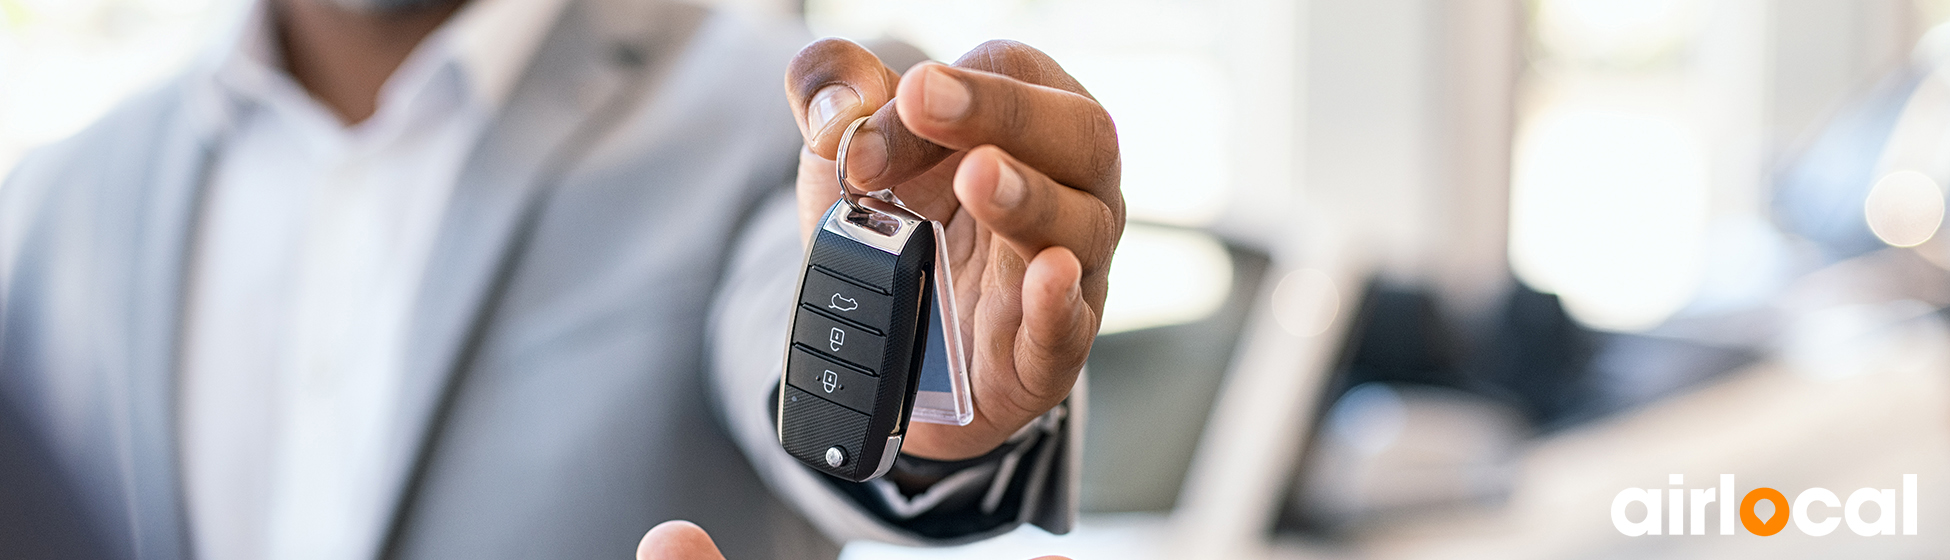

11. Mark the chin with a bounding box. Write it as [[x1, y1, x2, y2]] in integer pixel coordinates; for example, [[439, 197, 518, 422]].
[[322, 0, 463, 14]]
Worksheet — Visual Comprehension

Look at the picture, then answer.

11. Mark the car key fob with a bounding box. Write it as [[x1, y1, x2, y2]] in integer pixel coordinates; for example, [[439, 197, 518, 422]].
[[778, 197, 936, 482], [777, 115, 951, 482]]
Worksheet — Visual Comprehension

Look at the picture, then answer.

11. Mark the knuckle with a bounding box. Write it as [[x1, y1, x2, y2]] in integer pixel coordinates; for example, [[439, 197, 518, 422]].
[[802, 37, 861, 55], [1014, 338, 1080, 403], [1000, 372, 1049, 416], [1019, 177, 1058, 231], [993, 84, 1033, 141], [1003, 367, 1058, 412], [959, 40, 1057, 81], [786, 38, 876, 97], [979, 39, 1035, 53], [1091, 204, 1120, 271], [1086, 112, 1120, 185]]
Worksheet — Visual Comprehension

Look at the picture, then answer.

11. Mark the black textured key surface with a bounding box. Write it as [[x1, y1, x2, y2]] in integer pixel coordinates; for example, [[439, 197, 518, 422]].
[[780, 385, 873, 477], [808, 228, 898, 290]]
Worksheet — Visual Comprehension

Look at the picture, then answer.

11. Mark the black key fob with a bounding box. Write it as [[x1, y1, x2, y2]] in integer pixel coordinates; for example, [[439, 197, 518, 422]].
[[778, 197, 936, 482]]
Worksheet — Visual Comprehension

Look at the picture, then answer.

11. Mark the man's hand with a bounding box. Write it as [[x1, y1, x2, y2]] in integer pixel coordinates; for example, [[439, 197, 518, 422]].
[[635, 521, 1071, 560], [636, 522, 727, 560], [783, 39, 1122, 461]]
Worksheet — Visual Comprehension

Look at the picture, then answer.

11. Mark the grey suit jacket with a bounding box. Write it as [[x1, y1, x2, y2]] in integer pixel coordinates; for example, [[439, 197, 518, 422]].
[[0, 1, 1076, 558]]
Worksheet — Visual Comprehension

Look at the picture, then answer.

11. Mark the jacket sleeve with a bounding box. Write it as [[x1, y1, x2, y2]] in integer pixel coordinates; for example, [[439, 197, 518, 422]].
[[705, 188, 1081, 546]]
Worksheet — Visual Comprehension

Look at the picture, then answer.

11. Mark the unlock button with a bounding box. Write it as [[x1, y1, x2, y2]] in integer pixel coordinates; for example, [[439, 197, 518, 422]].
[[787, 347, 878, 414]]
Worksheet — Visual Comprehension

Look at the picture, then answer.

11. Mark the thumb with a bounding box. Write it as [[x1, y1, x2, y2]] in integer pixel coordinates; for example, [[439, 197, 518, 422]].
[[636, 521, 727, 560], [784, 38, 899, 157]]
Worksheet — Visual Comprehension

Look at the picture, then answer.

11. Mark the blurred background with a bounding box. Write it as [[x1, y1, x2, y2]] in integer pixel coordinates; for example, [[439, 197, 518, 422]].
[[7, 0, 1950, 558]]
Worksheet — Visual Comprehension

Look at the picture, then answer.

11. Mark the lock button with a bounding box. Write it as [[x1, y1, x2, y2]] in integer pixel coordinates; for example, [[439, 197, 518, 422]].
[[792, 306, 887, 373]]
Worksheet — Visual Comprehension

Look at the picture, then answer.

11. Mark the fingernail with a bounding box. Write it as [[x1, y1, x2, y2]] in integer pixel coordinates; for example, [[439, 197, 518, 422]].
[[992, 159, 1025, 209], [806, 85, 860, 134], [847, 129, 888, 183], [921, 65, 971, 122]]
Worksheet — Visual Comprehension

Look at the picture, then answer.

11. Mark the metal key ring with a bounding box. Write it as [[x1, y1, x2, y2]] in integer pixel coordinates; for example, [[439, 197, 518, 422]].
[[835, 115, 872, 213]]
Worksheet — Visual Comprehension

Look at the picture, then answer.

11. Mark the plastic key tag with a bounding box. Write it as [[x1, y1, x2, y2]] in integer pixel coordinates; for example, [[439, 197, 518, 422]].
[[911, 222, 974, 426]]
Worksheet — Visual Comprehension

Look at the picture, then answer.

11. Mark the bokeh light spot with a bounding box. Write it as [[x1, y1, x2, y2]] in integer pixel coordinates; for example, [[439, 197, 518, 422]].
[[1864, 170, 1945, 248]]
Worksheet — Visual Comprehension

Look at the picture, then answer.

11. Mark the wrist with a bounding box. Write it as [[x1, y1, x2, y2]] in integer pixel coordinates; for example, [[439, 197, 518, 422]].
[[887, 441, 1019, 496]]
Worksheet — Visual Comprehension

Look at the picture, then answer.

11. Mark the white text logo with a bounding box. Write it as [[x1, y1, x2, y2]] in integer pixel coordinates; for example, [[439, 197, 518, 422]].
[[1612, 474, 1918, 536]]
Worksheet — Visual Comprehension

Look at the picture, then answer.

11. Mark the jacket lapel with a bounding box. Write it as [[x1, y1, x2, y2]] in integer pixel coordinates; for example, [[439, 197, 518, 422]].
[[123, 84, 225, 560], [103, 1, 704, 557], [373, 0, 701, 555]]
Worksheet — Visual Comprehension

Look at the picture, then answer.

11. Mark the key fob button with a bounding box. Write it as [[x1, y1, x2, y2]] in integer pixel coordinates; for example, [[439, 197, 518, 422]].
[[791, 306, 886, 373], [786, 347, 880, 414], [798, 268, 891, 333]]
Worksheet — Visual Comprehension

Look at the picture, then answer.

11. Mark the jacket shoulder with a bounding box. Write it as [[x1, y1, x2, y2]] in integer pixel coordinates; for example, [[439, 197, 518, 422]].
[[0, 77, 202, 272], [3, 77, 200, 212]]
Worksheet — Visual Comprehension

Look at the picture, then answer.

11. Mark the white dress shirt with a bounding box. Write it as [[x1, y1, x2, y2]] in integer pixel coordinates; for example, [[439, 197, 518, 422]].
[[177, 1, 567, 559]]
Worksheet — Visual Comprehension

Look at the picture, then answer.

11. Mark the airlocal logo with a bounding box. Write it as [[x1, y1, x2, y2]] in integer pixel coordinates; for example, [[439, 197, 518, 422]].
[[1612, 474, 1918, 536]]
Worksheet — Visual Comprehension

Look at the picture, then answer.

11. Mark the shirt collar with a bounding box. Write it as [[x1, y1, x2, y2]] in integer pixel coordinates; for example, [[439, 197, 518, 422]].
[[444, 0, 574, 110]]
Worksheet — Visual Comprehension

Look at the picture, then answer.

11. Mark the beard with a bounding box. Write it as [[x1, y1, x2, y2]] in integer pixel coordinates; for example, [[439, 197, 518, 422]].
[[323, 0, 463, 14]]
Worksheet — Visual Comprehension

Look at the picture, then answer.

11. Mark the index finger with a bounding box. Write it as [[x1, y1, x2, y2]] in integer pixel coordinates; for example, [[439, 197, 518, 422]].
[[895, 60, 1119, 197], [848, 42, 1121, 208]]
